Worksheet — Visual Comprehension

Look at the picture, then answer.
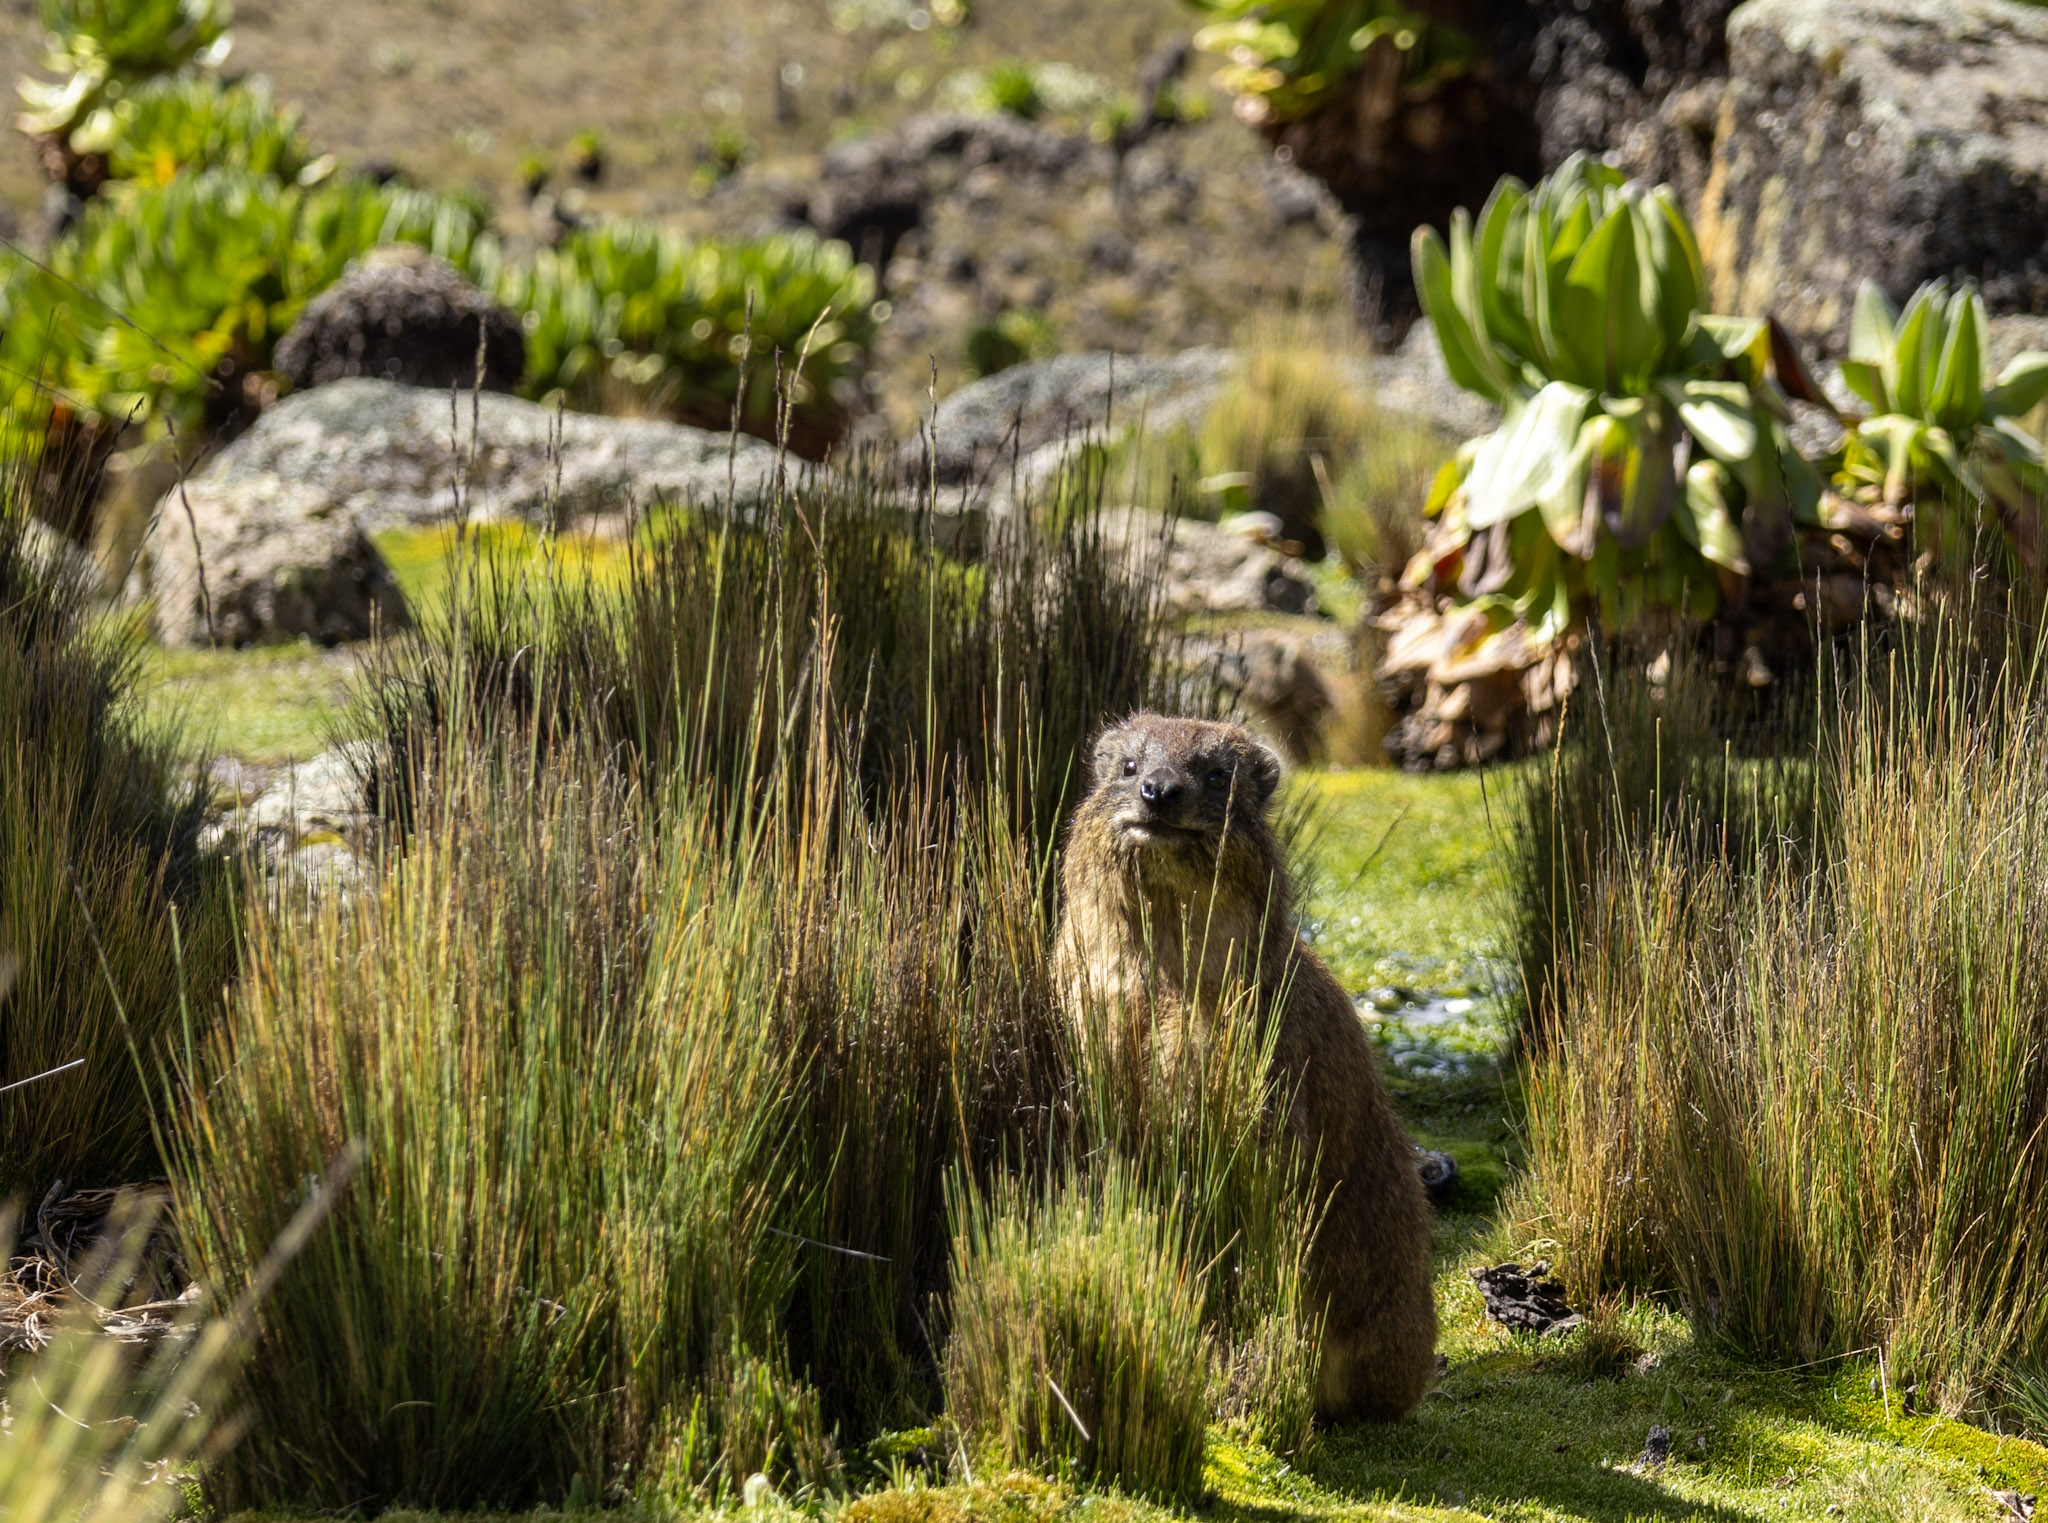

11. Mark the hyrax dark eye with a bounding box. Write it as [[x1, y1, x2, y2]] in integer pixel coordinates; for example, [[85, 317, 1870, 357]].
[[1121, 758, 1138, 777], [1206, 767, 1231, 790]]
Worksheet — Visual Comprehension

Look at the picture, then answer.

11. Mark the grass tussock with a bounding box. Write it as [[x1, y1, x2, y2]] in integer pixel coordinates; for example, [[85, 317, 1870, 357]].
[[1504, 641, 1818, 1038], [179, 734, 800, 1509], [365, 453, 1188, 863], [1073, 977, 1323, 1460], [1515, 627, 2048, 1419], [1196, 324, 1375, 562], [1321, 418, 1442, 590], [0, 494, 234, 1199], [180, 456, 1248, 1506], [944, 1162, 1211, 1503]]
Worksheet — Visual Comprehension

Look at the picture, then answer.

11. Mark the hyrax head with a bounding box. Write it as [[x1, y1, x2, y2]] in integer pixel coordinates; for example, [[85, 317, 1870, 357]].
[[1082, 714, 1282, 858]]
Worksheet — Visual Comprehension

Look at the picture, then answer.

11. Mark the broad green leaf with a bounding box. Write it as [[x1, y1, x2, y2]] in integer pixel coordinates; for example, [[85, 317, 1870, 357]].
[[1424, 450, 1469, 516], [1986, 352, 2048, 419], [1449, 205, 1517, 398], [1504, 525, 1559, 622], [1551, 203, 1623, 390], [1780, 430, 1825, 526], [1848, 280, 1897, 365], [1919, 425, 1966, 498], [1660, 378, 1758, 461], [1411, 224, 1503, 401], [1931, 287, 1984, 431], [1681, 457, 1748, 573], [1608, 197, 1665, 386], [1462, 379, 1594, 528], [1542, 557, 1576, 641], [1638, 189, 1701, 362], [1858, 414, 1925, 505], [1474, 177, 1533, 359], [1986, 415, 2047, 470], [1975, 454, 2042, 510], [1839, 358, 1888, 414], [1563, 200, 1629, 381], [1690, 314, 1768, 376], [1889, 284, 1936, 418], [1551, 194, 1596, 273], [1525, 208, 1561, 379], [1536, 412, 1598, 556]]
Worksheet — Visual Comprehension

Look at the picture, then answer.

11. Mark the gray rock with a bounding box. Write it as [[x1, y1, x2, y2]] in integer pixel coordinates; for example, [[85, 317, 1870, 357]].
[[1101, 509, 1318, 617], [204, 745, 380, 895], [910, 341, 1495, 502], [798, 110, 1088, 270], [181, 377, 784, 534], [1353, 326, 1502, 444], [238, 745, 373, 838], [275, 244, 526, 394], [910, 349, 1228, 489], [19, 516, 97, 589], [1697, 0, 2048, 346], [1204, 628, 1337, 764], [148, 475, 409, 648], [1990, 314, 2048, 377]]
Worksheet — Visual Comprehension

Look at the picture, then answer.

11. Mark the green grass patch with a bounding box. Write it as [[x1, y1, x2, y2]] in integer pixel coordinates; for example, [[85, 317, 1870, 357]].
[[373, 521, 645, 611], [1287, 767, 1503, 989], [186, 720, 2048, 1520], [136, 639, 364, 762]]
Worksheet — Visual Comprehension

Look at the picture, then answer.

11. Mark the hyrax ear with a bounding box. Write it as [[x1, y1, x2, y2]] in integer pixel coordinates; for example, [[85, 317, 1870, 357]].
[[1244, 738, 1283, 803], [1090, 722, 1133, 787]]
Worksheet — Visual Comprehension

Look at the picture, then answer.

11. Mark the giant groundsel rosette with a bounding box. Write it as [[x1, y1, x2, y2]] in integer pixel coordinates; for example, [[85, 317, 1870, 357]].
[[1836, 280, 2048, 573], [1409, 155, 1827, 646]]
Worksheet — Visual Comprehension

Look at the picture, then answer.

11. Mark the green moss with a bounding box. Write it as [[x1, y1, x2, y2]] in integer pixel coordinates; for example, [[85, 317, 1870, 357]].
[[135, 638, 364, 762]]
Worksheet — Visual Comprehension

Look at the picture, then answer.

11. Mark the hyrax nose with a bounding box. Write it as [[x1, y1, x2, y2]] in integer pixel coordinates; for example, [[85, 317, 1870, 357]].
[[1139, 768, 1185, 807]]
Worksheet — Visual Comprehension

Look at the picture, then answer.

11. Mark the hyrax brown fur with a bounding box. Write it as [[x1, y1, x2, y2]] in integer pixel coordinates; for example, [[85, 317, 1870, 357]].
[[1054, 713, 1437, 1423]]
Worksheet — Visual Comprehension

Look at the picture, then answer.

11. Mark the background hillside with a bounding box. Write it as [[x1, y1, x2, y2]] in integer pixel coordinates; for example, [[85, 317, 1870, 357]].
[[0, 0, 1355, 415]]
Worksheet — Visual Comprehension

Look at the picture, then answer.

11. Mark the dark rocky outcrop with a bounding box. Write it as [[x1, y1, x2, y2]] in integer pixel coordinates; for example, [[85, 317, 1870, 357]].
[[1692, 0, 2048, 347], [1261, 0, 1741, 330], [795, 111, 1087, 275], [274, 245, 527, 394], [1253, 0, 2046, 351]]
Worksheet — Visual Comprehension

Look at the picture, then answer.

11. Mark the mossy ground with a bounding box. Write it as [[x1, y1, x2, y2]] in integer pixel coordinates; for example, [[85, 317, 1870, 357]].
[[172, 600, 2048, 1522]]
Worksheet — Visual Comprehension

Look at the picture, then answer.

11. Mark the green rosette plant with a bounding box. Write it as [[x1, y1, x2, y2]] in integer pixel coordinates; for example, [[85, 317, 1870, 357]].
[[1835, 279, 2048, 575], [101, 72, 322, 185], [1184, 0, 1473, 126], [1407, 154, 1826, 648], [493, 221, 880, 452], [0, 169, 489, 439], [16, 0, 233, 167]]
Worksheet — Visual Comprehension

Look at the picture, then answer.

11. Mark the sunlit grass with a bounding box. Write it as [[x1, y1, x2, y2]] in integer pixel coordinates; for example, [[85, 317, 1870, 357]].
[[136, 638, 364, 761], [128, 548, 2048, 1521], [373, 520, 646, 611]]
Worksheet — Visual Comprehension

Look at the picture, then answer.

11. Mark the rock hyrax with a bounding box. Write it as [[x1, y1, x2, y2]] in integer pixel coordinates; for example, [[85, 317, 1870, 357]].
[[1055, 712, 1437, 1422]]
